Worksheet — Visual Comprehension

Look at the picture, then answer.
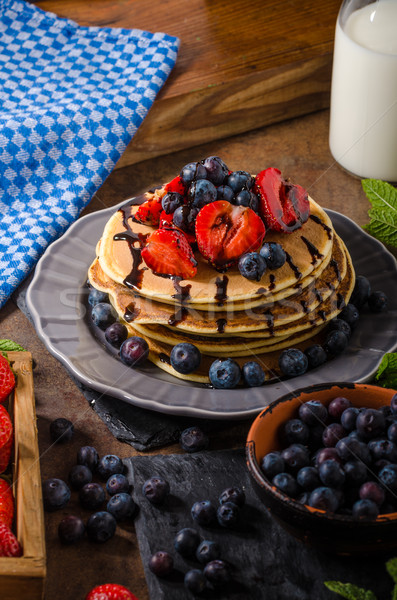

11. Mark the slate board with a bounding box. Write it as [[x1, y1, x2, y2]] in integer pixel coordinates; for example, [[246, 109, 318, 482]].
[[126, 449, 394, 600]]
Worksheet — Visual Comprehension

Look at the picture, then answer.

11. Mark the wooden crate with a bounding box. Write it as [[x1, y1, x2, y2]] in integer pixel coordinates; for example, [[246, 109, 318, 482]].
[[0, 352, 46, 600]]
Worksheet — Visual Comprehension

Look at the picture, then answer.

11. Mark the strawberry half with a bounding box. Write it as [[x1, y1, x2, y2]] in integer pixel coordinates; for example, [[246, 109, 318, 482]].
[[254, 167, 310, 233], [0, 354, 15, 405], [159, 211, 196, 245], [0, 479, 14, 528], [134, 194, 163, 228], [141, 228, 197, 279], [85, 583, 139, 600], [0, 405, 13, 474], [165, 175, 187, 196], [0, 522, 22, 557], [195, 200, 266, 268]]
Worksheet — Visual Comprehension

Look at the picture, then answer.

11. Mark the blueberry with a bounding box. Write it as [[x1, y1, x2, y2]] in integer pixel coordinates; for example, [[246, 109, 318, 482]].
[[119, 336, 149, 367], [242, 361, 265, 387], [219, 486, 245, 508], [180, 161, 207, 185], [49, 418, 74, 443], [297, 466, 321, 491], [203, 156, 229, 185], [359, 481, 385, 506], [328, 318, 352, 338], [304, 344, 328, 369], [173, 204, 199, 232], [278, 348, 308, 378], [79, 482, 105, 510], [142, 477, 170, 505], [248, 191, 259, 212], [378, 464, 397, 492], [196, 539, 221, 564], [281, 444, 310, 473], [238, 252, 266, 281], [227, 170, 253, 192], [174, 527, 201, 558], [368, 290, 388, 313], [328, 396, 352, 420], [161, 191, 184, 214], [97, 454, 124, 480], [217, 501, 240, 527], [335, 437, 371, 464], [86, 511, 117, 543], [282, 419, 310, 445], [104, 322, 128, 348], [149, 550, 174, 577], [77, 446, 99, 471], [91, 302, 117, 330], [298, 400, 328, 426], [315, 447, 343, 466], [391, 393, 397, 414], [107, 492, 136, 521], [106, 473, 131, 496], [58, 515, 85, 545], [318, 460, 345, 488], [184, 569, 206, 594], [88, 288, 108, 307], [261, 451, 285, 480], [339, 303, 359, 328], [308, 424, 326, 450], [344, 460, 368, 486], [191, 500, 217, 527], [203, 560, 231, 585], [42, 478, 71, 512], [217, 184, 234, 203], [68, 465, 92, 490], [323, 330, 349, 357], [170, 342, 201, 374], [350, 275, 371, 309], [234, 188, 252, 207], [189, 179, 217, 208], [352, 499, 379, 520], [272, 472, 299, 498], [179, 426, 209, 453], [308, 487, 339, 512], [388, 422, 397, 444], [209, 358, 241, 389], [341, 407, 360, 431], [369, 438, 397, 462], [259, 242, 286, 270], [356, 408, 386, 439]]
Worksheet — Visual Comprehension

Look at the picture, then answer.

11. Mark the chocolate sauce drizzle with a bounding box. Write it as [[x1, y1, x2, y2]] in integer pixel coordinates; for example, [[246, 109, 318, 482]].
[[300, 300, 309, 314], [301, 235, 324, 265], [337, 293, 346, 310], [124, 302, 140, 322], [269, 274, 276, 291], [318, 310, 327, 321], [263, 311, 275, 335], [285, 253, 302, 280], [159, 353, 171, 365], [216, 318, 227, 334], [113, 231, 149, 290], [309, 214, 333, 239], [168, 306, 188, 327], [330, 258, 342, 283], [215, 275, 229, 306], [172, 277, 192, 303]]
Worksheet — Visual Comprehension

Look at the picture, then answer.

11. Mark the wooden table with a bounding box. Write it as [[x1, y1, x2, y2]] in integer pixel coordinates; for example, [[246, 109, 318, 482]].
[[0, 2, 380, 599]]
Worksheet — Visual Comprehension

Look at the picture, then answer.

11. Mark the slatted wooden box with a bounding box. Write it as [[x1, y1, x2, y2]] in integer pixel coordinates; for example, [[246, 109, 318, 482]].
[[0, 351, 46, 600]]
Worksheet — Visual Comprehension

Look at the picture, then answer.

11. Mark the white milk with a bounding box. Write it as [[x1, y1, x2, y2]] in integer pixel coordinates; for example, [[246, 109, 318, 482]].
[[329, 0, 397, 181]]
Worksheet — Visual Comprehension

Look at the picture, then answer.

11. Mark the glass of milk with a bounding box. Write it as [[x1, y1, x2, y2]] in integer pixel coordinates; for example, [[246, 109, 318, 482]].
[[329, 0, 397, 181]]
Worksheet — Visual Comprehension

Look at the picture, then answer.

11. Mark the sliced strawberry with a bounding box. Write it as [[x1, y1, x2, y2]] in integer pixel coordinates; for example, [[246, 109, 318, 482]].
[[165, 175, 187, 196], [254, 167, 310, 233], [134, 194, 163, 227], [0, 522, 22, 557], [0, 405, 13, 474], [141, 228, 197, 279], [195, 200, 266, 268], [159, 211, 196, 245], [0, 354, 15, 405], [86, 583, 139, 600], [0, 479, 14, 528]]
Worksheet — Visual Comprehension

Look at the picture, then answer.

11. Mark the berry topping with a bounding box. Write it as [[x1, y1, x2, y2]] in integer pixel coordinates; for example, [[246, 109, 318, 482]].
[[180, 161, 207, 186], [0, 354, 15, 405], [259, 242, 286, 270], [254, 167, 309, 232], [161, 191, 184, 214], [134, 194, 163, 227], [195, 200, 265, 268], [85, 583, 139, 600], [165, 174, 187, 195], [203, 156, 229, 185], [141, 228, 198, 279], [188, 179, 218, 209]]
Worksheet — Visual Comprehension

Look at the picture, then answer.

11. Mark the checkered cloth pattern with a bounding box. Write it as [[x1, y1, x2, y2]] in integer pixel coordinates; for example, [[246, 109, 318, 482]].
[[0, 0, 179, 308]]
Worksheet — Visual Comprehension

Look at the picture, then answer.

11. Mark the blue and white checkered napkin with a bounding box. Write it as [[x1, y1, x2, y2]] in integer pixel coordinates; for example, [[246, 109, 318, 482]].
[[0, 0, 179, 309]]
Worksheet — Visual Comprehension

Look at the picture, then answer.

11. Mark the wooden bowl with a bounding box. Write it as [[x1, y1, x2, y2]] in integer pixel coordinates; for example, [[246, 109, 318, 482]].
[[246, 382, 397, 555]]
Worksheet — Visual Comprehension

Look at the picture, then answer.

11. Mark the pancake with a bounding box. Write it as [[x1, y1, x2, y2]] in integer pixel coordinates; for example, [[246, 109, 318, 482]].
[[98, 196, 334, 307]]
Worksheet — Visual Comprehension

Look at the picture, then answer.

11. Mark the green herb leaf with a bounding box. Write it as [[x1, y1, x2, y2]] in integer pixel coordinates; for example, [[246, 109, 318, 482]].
[[0, 339, 26, 352], [362, 178, 397, 248], [387, 558, 397, 584], [324, 581, 377, 600], [375, 353, 397, 388]]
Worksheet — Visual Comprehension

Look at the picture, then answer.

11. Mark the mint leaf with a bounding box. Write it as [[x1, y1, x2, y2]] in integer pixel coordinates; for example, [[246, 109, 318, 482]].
[[375, 353, 397, 388], [362, 179, 397, 248], [387, 558, 397, 584], [0, 339, 26, 352], [324, 581, 377, 600]]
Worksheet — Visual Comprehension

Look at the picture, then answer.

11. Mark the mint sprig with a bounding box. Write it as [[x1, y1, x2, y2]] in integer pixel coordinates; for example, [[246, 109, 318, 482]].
[[375, 353, 397, 388], [324, 582, 377, 600], [0, 339, 26, 352], [362, 179, 397, 248]]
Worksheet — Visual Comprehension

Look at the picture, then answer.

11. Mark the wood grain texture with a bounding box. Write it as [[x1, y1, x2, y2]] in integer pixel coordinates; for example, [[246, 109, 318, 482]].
[[0, 352, 46, 600], [32, 0, 340, 164]]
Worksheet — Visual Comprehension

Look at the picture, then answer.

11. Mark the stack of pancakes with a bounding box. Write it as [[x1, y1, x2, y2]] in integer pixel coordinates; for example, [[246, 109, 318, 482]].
[[88, 191, 355, 384]]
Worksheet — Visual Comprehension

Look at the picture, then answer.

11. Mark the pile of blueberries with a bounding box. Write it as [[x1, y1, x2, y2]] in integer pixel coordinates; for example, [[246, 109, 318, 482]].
[[261, 392, 397, 520], [142, 470, 245, 595], [42, 418, 136, 544]]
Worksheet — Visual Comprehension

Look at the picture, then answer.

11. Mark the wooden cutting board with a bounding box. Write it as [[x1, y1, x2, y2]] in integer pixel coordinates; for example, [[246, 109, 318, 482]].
[[33, 0, 340, 165]]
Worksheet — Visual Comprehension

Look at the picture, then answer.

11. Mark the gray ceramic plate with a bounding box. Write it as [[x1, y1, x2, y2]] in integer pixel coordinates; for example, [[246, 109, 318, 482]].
[[26, 201, 397, 419]]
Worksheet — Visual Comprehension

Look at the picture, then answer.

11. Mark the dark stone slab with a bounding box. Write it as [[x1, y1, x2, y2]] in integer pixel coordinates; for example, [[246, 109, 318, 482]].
[[125, 449, 394, 600]]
